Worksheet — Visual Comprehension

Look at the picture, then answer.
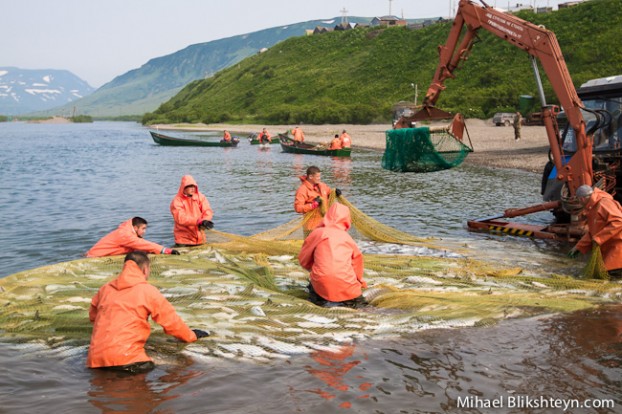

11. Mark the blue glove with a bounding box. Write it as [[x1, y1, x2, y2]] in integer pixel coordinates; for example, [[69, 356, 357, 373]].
[[192, 329, 210, 339]]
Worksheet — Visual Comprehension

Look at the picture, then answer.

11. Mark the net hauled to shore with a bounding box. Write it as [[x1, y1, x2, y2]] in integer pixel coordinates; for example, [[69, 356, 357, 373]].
[[382, 126, 473, 173], [0, 193, 620, 362]]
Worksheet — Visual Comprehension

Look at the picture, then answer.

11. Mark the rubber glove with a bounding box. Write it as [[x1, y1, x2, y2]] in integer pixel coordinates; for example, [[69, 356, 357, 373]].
[[335, 188, 342, 197], [192, 329, 210, 339]]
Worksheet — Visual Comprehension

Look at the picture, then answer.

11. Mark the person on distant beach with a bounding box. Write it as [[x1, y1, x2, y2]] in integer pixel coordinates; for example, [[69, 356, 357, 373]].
[[329, 134, 343, 150], [258, 127, 272, 144], [170, 175, 214, 246], [86, 217, 179, 257], [339, 130, 352, 148], [222, 130, 232, 142], [298, 203, 367, 308], [568, 185, 622, 278], [87, 251, 209, 373], [513, 112, 522, 141], [291, 126, 305, 143]]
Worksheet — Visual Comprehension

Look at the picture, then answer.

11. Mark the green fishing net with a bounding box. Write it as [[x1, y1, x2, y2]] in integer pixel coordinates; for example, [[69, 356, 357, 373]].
[[0, 194, 620, 361], [382, 127, 473, 173]]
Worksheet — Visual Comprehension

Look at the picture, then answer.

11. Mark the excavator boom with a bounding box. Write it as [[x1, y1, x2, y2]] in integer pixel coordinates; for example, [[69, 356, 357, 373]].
[[399, 0, 598, 241]]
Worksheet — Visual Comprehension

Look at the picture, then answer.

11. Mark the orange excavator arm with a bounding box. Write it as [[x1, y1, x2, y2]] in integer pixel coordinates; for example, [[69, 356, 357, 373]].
[[397, 0, 593, 195]]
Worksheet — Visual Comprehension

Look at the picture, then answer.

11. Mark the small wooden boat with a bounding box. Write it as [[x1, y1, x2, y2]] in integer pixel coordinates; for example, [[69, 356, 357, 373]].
[[278, 134, 351, 157], [150, 131, 239, 147], [248, 133, 280, 145]]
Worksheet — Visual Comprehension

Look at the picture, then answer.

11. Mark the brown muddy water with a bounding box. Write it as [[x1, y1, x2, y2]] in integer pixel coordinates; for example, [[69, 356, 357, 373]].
[[0, 122, 620, 413]]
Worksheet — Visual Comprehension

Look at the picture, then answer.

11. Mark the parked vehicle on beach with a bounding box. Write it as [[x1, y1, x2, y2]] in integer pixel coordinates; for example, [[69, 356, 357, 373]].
[[492, 112, 516, 126]]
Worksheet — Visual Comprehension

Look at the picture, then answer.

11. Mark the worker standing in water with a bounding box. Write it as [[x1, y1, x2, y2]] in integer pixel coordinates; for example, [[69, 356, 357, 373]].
[[298, 203, 367, 308], [86, 217, 179, 257], [294, 166, 341, 237], [569, 185, 622, 278], [170, 175, 214, 246], [87, 251, 209, 373]]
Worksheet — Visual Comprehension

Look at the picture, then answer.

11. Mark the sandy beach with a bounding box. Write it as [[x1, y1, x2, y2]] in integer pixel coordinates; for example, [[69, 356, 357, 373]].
[[151, 119, 551, 173]]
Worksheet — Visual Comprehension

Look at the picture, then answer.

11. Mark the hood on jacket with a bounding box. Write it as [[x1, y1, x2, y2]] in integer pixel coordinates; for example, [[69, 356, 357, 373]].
[[177, 175, 199, 198], [110, 260, 147, 291], [319, 203, 351, 231], [585, 188, 613, 211]]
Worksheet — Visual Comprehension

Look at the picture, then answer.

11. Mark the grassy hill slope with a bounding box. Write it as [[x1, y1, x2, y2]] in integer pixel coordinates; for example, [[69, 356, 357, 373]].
[[144, 0, 622, 125]]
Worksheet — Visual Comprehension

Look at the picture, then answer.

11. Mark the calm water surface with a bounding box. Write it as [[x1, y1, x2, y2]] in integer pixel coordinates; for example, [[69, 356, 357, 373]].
[[0, 122, 619, 413]]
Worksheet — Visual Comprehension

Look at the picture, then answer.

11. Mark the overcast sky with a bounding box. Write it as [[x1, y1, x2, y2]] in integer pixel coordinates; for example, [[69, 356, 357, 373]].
[[3, 0, 568, 87]]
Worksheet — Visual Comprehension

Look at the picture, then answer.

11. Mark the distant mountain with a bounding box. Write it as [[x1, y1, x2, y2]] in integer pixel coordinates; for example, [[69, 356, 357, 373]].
[[40, 16, 428, 118], [0, 67, 94, 115]]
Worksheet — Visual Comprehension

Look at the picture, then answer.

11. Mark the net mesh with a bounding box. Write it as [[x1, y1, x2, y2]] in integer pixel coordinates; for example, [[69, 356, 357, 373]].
[[582, 243, 609, 280], [382, 127, 473, 173], [0, 194, 620, 361]]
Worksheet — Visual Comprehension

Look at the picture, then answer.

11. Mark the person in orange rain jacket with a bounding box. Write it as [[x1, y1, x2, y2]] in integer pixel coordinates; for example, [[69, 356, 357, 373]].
[[294, 166, 342, 236], [170, 175, 214, 246], [329, 134, 343, 150], [569, 185, 622, 277], [222, 130, 232, 142], [87, 251, 209, 373], [258, 127, 272, 144], [298, 203, 367, 308], [86, 217, 179, 258], [339, 130, 352, 148], [291, 126, 305, 143]]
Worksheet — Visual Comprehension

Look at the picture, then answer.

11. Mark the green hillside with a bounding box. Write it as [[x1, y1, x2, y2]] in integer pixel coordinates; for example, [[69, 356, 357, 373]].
[[144, 0, 622, 125]]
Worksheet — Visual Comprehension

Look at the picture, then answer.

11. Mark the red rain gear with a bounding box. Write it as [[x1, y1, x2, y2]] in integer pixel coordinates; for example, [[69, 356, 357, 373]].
[[87, 260, 197, 368], [292, 127, 305, 142], [294, 175, 331, 232], [575, 188, 622, 271], [86, 219, 164, 258], [170, 175, 214, 245], [340, 132, 352, 148], [298, 203, 366, 302]]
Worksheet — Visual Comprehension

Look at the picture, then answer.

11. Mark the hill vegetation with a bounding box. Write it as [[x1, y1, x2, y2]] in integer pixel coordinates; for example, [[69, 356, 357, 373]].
[[143, 0, 622, 125]]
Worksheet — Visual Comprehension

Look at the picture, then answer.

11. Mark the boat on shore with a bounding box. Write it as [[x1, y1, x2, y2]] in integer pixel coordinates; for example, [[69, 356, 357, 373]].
[[278, 134, 351, 157], [150, 131, 239, 147]]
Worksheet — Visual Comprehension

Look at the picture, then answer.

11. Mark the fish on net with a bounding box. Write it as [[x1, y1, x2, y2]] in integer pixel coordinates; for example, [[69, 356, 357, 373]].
[[0, 193, 620, 361]]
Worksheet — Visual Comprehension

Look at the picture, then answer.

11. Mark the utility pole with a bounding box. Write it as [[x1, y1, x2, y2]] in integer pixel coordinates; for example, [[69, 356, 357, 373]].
[[389, 0, 393, 16], [340, 7, 348, 24], [411, 83, 418, 105]]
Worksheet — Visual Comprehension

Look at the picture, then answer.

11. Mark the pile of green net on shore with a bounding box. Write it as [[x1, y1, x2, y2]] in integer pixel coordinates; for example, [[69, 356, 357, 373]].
[[1, 193, 620, 361], [382, 127, 473, 173]]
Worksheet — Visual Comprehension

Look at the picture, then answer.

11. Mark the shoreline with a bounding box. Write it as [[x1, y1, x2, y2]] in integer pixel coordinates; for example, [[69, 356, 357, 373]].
[[149, 119, 550, 174]]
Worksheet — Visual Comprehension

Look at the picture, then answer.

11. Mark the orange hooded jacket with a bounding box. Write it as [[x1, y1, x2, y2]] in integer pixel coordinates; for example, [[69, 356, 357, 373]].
[[298, 203, 366, 302], [292, 127, 305, 142], [575, 188, 622, 270], [87, 260, 197, 368], [170, 175, 214, 245], [339, 132, 352, 148], [294, 175, 331, 232], [86, 219, 164, 257]]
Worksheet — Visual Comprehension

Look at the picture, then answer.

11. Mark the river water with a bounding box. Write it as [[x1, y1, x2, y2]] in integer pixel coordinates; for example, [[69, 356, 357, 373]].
[[0, 121, 619, 413]]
